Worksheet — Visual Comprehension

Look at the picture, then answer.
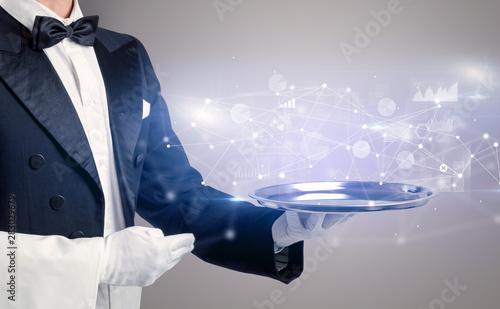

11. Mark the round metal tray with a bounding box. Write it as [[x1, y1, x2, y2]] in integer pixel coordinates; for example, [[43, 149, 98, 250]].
[[249, 181, 439, 213]]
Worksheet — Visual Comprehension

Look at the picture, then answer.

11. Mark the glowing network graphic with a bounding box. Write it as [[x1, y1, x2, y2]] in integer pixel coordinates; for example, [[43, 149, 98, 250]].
[[168, 74, 500, 200]]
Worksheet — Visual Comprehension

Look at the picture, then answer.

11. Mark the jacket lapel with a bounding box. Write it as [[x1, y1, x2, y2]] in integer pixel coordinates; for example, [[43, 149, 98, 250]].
[[0, 7, 101, 188], [94, 30, 143, 224], [94, 31, 142, 173]]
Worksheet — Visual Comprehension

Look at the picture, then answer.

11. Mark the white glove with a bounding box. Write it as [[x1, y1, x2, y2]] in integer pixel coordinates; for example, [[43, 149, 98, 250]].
[[272, 212, 353, 250], [99, 226, 194, 287]]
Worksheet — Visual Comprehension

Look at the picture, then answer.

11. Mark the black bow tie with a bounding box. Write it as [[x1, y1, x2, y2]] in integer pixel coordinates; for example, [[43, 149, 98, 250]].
[[31, 15, 99, 50]]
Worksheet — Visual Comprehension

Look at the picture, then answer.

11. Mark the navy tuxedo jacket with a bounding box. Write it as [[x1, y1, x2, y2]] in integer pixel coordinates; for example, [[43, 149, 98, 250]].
[[0, 7, 302, 282]]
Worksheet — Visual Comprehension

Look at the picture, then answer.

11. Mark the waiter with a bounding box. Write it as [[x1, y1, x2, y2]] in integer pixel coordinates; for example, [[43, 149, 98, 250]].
[[0, 0, 350, 308]]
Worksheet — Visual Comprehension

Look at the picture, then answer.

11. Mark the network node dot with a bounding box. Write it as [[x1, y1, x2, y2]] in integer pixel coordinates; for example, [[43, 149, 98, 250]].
[[166, 144, 171, 148], [345, 176, 350, 180], [471, 154, 475, 158], [209, 145, 214, 150], [191, 122, 196, 127], [362, 124, 368, 130], [456, 136, 460, 139], [309, 165, 313, 169], [201, 181, 205, 185], [494, 142, 499, 148], [279, 173, 285, 179], [322, 83, 327, 88], [418, 144, 424, 149], [258, 174, 263, 180], [231, 140, 235, 144], [483, 133, 490, 139], [376, 154, 380, 158], [458, 173, 463, 179], [379, 182, 383, 185]]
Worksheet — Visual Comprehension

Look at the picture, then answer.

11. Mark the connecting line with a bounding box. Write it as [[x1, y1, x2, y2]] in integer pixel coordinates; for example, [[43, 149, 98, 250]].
[[301, 86, 326, 129], [203, 122, 250, 182]]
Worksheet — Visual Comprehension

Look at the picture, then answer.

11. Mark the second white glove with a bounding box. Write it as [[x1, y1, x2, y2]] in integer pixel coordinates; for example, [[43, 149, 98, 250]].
[[99, 226, 195, 287], [272, 212, 353, 250]]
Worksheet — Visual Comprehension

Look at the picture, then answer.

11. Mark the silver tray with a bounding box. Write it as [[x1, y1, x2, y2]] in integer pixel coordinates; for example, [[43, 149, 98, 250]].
[[249, 181, 439, 213]]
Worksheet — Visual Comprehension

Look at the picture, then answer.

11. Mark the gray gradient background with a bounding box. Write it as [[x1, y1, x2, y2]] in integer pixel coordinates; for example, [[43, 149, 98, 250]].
[[80, 1, 500, 308]]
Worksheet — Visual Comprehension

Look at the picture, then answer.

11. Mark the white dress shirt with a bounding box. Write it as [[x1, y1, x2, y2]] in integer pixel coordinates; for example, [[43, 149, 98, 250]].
[[0, 0, 141, 308]]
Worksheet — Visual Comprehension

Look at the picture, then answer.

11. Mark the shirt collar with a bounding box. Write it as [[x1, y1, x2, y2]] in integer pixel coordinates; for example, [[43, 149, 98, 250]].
[[0, 0, 83, 31]]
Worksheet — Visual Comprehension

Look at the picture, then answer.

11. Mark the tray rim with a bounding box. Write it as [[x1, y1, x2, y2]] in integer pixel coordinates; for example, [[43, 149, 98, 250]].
[[248, 181, 439, 213]]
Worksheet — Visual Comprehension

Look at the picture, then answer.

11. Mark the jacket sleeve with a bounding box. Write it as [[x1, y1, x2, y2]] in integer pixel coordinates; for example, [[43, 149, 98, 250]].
[[0, 231, 103, 309], [133, 40, 303, 283]]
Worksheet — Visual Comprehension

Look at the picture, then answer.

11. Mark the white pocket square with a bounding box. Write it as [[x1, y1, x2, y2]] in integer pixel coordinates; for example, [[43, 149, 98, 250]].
[[142, 100, 151, 119]]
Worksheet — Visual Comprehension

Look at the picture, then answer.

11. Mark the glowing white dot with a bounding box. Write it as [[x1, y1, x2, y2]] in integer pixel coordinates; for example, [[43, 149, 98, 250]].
[[231, 140, 235, 144], [494, 142, 499, 147], [163, 137, 170, 143], [322, 83, 328, 88], [434, 98, 441, 104], [418, 144, 424, 149], [416, 225, 420, 228], [275, 92, 280, 96], [346, 146, 351, 151], [209, 145, 214, 150], [394, 233, 398, 236], [452, 183, 457, 188], [290, 85, 295, 90], [456, 136, 460, 139], [300, 128, 304, 132], [201, 181, 205, 185], [354, 110, 358, 114], [191, 122, 196, 127], [428, 137, 433, 142], [225, 229, 236, 240], [362, 124, 368, 130], [458, 173, 463, 179], [345, 176, 350, 180], [249, 118, 253, 122], [380, 172, 386, 177], [258, 174, 263, 180], [346, 88, 352, 92], [379, 182, 383, 185], [409, 124, 413, 128], [383, 133, 387, 138], [437, 104, 442, 108], [204, 98, 212, 104], [279, 173, 285, 179], [376, 154, 380, 158], [166, 144, 171, 148], [368, 201, 375, 206], [309, 165, 313, 169], [483, 133, 490, 140], [252, 132, 258, 138], [471, 154, 475, 158], [232, 181, 237, 186]]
